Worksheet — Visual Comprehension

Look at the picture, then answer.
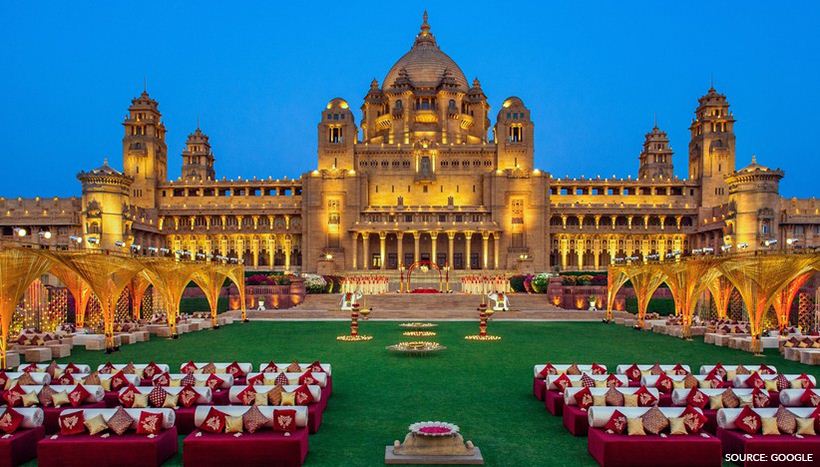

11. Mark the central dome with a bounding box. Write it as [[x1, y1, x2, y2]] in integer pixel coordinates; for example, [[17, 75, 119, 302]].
[[383, 12, 469, 91]]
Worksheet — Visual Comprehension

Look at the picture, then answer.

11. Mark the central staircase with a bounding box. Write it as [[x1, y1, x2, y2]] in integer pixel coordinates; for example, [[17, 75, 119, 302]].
[[243, 292, 615, 320]]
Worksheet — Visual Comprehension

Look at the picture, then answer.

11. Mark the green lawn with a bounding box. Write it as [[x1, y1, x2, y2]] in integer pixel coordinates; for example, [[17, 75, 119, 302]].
[[51, 321, 819, 466]]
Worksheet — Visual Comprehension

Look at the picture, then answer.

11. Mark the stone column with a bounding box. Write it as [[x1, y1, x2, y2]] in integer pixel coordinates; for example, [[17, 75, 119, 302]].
[[447, 231, 455, 268], [465, 231, 473, 270], [351, 232, 358, 270], [284, 236, 292, 271], [251, 237, 259, 267], [267, 236, 274, 267], [482, 233, 490, 270], [560, 237, 568, 269], [379, 232, 387, 270], [430, 231, 438, 265], [493, 233, 500, 269], [577, 244, 584, 270], [413, 232, 420, 263], [396, 232, 404, 269], [362, 232, 370, 270]]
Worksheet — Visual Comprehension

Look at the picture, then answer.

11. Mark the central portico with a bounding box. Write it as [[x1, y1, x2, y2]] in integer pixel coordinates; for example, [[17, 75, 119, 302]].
[[304, 12, 546, 275]]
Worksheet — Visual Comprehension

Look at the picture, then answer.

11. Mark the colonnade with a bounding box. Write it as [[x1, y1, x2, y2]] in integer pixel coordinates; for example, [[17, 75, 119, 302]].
[[350, 230, 501, 270]]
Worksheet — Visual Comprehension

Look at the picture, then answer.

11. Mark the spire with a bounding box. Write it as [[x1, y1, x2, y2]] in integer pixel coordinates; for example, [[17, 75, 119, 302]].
[[653, 112, 658, 129], [751, 154, 757, 164], [414, 10, 437, 47]]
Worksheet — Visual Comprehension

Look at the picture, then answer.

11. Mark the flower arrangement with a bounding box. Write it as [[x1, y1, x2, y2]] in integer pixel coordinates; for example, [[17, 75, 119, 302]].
[[302, 273, 328, 294], [399, 322, 438, 328], [408, 421, 459, 437], [386, 341, 446, 354]]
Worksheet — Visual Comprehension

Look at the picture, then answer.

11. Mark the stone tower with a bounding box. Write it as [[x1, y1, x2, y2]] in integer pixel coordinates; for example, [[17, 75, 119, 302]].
[[688, 87, 736, 207], [77, 161, 133, 250], [317, 98, 356, 171], [181, 127, 215, 181], [638, 124, 674, 180], [495, 97, 534, 171], [122, 91, 167, 209], [724, 156, 784, 251]]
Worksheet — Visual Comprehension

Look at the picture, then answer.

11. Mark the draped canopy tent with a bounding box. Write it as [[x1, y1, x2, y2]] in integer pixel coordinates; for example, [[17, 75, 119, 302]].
[[607, 253, 820, 353], [0, 247, 246, 366]]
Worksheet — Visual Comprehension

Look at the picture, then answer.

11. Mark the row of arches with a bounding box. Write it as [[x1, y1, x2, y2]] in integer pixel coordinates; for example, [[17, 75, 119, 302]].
[[0, 247, 246, 366]]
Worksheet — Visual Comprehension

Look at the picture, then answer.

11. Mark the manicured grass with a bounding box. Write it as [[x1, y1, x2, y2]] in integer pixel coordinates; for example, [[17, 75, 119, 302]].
[[53, 321, 819, 466]]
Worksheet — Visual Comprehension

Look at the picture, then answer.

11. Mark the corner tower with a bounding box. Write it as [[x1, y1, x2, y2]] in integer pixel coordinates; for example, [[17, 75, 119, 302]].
[[181, 127, 215, 181], [638, 124, 674, 179], [77, 161, 133, 250], [122, 90, 167, 209], [688, 87, 736, 207], [495, 97, 534, 171], [317, 98, 357, 171], [724, 156, 784, 251]]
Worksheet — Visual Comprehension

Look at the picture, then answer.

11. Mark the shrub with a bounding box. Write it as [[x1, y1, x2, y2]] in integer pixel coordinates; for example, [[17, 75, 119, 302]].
[[531, 273, 551, 293], [625, 297, 676, 316], [561, 275, 577, 286], [577, 275, 593, 286], [302, 274, 328, 294], [590, 274, 607, 286]]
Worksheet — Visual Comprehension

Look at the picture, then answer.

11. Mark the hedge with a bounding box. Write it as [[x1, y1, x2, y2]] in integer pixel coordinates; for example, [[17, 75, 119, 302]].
[[179, 297, 229, 314], [625, 297, 676, 316]]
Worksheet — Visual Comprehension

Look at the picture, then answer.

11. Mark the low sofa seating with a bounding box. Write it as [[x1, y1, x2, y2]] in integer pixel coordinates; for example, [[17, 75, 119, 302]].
[[0, 407, 45, 466], [543, 374, 629, 416], [152, 373, 234, 404], [246, 372, 330, 404], [586, 406, 721, 467], [117, 385, 213, 434], [69, 334, 106, 351], [16, 363, 91, 375], [615, 364, 691, 387], [258, 362, 333, 397], [229, 384, 323, 433], [698, 364, 777, 383], [779, 388, 820, 407], [532, 363, 608, 400], [180, 362, 252, 385], [97, 362, 170, 385], [562, 387, 660, 436], [183, 405, 309, 467], [36, 407, 177, 467], [716, 407, 820, 465], [6, 384, 107, 433], [57, 373, 141, 407], [1, 372, 52, 388], [669, 388, 757, 432], [731, 373, 814, 394]]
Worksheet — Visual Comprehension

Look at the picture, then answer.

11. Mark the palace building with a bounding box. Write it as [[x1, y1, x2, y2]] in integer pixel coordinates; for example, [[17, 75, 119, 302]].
[[1, 13, 818, 276]]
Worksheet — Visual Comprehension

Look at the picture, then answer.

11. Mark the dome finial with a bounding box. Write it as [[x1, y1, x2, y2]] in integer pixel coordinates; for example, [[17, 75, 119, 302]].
[[751, 154, 757, 164], [421, 10, 429, 33], [414, 10, 437, 47]]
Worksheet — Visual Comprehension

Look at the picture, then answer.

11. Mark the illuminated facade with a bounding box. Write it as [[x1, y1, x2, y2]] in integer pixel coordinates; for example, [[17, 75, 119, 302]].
[[1, 13, 818, 274]]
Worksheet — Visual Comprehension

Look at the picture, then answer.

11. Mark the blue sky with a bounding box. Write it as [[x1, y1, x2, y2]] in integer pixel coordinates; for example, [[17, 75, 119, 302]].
[[1, 1, 818, 198]]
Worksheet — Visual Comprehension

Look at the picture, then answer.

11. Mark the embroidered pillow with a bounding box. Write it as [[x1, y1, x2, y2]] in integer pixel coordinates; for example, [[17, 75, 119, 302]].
[[605, 387, 624, 406], [272, 408, 297, 432], [119, 384, 141, 408], [143, 362, 162, 379], [298, 371, 317, 386], [199, 363, 217, 375], [721, 388, 740, 409], [247, 374, 265, 386], [573, 387, 593, 410], [683, 373, 699, 389], [153, 372, 171, 387], [148, 386, 167, 408], [199, 407, 226, 433], [58, 410, 86, 436], [745, 372, 764, 389], [580, 373, 596, 388], [624, 364, 642, 382], [136, 411, 164, 435], [686, 387, 708, 409], [566, 363, 581, 375], [237, 386, 257, 405], [205, 374, 224, 390], [286, 361, 301, 373], [243, 404, 268, 434], [179, 385, 199, 408], [552, 374, 571, 392], [181, 361, 198, 374], [180, 373, 197, 387], [268, 385, 284, 405], [734, 405, 761, 434], [275, 372, 290, 386], [106, 406, 134, 436], [262, 362, 279, 374], [649, 363, 664, 376], [0, 408, 24, 434], [641, 406, 669, 435], [226, 362, 245, 377], [591, 363, 607, 375], [775, 406, 797, 435], [680, 406, 707, 434], [68, 384, 91, 407], [800, 388, 820, 407], [671, 364, 687, 376], [606, 374, 624, 388], [38, 384, 57, 407], [635, 386, 657, 407], [752, 387, 771, 408], [603, 409, 627, 434], [84, 414, 108, 436], [655, 374, 673, 394]]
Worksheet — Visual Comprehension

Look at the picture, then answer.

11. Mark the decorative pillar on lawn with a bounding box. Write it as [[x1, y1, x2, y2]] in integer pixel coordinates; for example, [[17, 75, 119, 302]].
[[624, 263, 667, 329], [706, 275, 734, 320], [0, 248, 52, 368], [771, 272, 812, 332], [718, 255, 817, 355], [465, 301, 501, 341], [49, 261, 93, 329], [54, 251, 142, 352], [660, 258, 721, 339], [605, 265, 630, 322], [141, 259, 197, 338], [128, 274, 152, 321], [191, 263, 232, 328], [336, 302, 373, 341]]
